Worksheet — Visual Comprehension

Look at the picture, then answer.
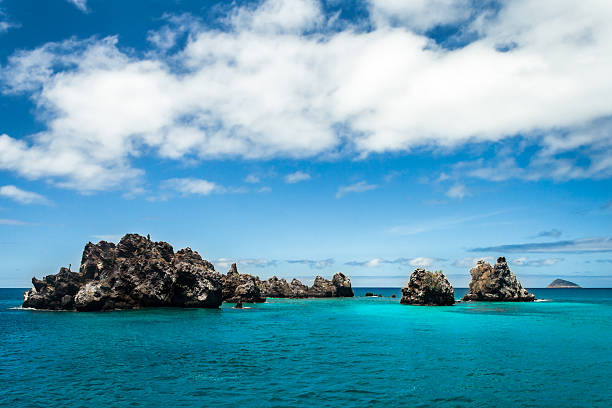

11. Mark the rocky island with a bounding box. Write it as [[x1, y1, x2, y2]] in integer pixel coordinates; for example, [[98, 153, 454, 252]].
[[22, 234, 355, 311], [400, 268, 455, 306], [463, 257, 535, 302], [546, 279, 581, 288]]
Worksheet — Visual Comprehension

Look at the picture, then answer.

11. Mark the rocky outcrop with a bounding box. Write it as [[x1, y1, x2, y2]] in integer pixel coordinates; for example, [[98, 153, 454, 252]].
[[307, 273, 354, 298], [547, 278, 581, 288], [23, 234, 223, 311], [463, 257, 535, 302], [400, 269, 455, 306], [221, 263, 266, 303], [259, 276, 309, 298]]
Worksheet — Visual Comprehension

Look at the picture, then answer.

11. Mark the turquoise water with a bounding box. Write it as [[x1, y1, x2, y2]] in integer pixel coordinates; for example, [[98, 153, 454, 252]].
[[1, 287, 611, 407]]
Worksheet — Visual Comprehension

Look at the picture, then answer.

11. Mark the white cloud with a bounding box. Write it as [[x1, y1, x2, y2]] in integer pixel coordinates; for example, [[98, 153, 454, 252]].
[[216, 257, 279, 270], [1, 0, 612, 191], [446, 183, 469, 199], [67, 0, 87, 12], [287, 258, 335, 269], [0, 218, 28, 225], [513, 257, 564, 267], [245, 174, 261, 184], [345, 257, 441, 268], [92, 234, 122, 242], [369, 0, 473, 32], [0, 185, 49, 204], [335, 181, 378, 198], [163, 178, 219, 196], [408, 257, 436, 268], [452, 256, 495, 268], [285, 171, 311, 184]]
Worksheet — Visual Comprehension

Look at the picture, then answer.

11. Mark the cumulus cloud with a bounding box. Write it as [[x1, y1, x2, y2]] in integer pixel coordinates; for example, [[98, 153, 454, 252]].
[[335, 181, 378, 198], [287, 258, 334, 269], [470, 237, 612, 253], [1, 0, 612, 192], [513, 257, 563, 267], [285, 171, 311, 184], [0, 185, 50, 204]]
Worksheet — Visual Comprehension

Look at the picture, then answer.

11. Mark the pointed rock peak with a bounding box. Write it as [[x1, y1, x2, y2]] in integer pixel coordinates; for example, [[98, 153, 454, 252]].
[[228, 263, 239, 275], [496, 256, 507, 264]]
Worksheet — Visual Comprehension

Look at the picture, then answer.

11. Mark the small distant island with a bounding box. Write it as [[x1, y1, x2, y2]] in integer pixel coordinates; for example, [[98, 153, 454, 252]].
[[546, 279, 581, 288]]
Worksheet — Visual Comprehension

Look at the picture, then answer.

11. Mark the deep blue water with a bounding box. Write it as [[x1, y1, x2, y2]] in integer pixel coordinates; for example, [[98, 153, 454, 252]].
[[1, 287, 611, 407]]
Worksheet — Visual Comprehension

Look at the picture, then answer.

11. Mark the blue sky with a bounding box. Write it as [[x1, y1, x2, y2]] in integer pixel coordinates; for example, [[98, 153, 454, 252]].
[[1, 0, 611, 287]]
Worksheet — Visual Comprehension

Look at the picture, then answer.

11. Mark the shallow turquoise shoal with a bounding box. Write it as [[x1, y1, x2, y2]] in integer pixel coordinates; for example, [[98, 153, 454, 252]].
[[1, 287, 611, 408]]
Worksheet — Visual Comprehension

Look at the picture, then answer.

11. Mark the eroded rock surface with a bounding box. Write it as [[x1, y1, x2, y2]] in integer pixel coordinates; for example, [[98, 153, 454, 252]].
[[307, 273, 354, 298], [23, 234, 223, 311], [400, 269, 455, 306], [259, 276, 309, 298], [221, 263, 266, 303], [463, 257, 535, 302]]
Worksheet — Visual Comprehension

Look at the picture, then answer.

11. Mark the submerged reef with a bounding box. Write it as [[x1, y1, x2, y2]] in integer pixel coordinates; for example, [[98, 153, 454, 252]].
[[400, 268, 455, 306], [463, 257, 535, 302]]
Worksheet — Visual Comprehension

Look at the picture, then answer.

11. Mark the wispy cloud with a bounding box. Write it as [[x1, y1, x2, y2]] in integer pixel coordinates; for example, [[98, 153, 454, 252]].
[[0, 185, 50, 205], [92, 234, 122, 242], [67, 0, 87, 12], [335, 181, 377, 198], [534, 229, 562, 238], [287, 258, 335, 269], [513, 257, 564, 267], [452, 257, 495, 268], [470, 237, 612, 254], [446, 183, 469, 199], [0, 218, 29, 226], [285, 171, 311, 184], [245, 174, 261, 184], [345, 257, 441, 268], [216, 258, 279, 270], [389, 210, 505, 235], [163, 178, 219, 196]]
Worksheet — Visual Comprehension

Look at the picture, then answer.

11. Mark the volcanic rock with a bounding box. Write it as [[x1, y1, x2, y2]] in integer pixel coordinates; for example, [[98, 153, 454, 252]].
[[546, 278, 581, 288], [307, 273, 354, 298], [23, 234, 223, 311], [400, 269, 455, 306], [222, 263, 266, 303], [289, 278, 309, 298], [463, 257, 535, 302], [259, 276, 309, 298]]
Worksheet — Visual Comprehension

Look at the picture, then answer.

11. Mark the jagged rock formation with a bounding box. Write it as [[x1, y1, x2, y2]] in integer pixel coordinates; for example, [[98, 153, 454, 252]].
[[547, 279, 581, 288], [307, 273, 354, 298], [400, 269, 455, 306], [463, 257, 535, 302], [23, 234, 223, 311], [259, 276, 308, 298], [221, 263, 266, 303]]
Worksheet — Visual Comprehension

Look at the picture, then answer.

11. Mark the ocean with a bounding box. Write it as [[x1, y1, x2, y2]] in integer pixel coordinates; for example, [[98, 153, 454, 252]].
[[1, 287, 611, 407]]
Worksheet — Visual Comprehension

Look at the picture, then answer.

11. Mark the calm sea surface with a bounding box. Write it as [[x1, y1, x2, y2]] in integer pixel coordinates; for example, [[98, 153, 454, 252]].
[[1, 287, 611, 407]]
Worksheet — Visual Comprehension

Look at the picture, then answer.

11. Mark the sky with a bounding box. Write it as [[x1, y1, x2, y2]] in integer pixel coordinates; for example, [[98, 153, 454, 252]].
[[0, 0, 611, 288]]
